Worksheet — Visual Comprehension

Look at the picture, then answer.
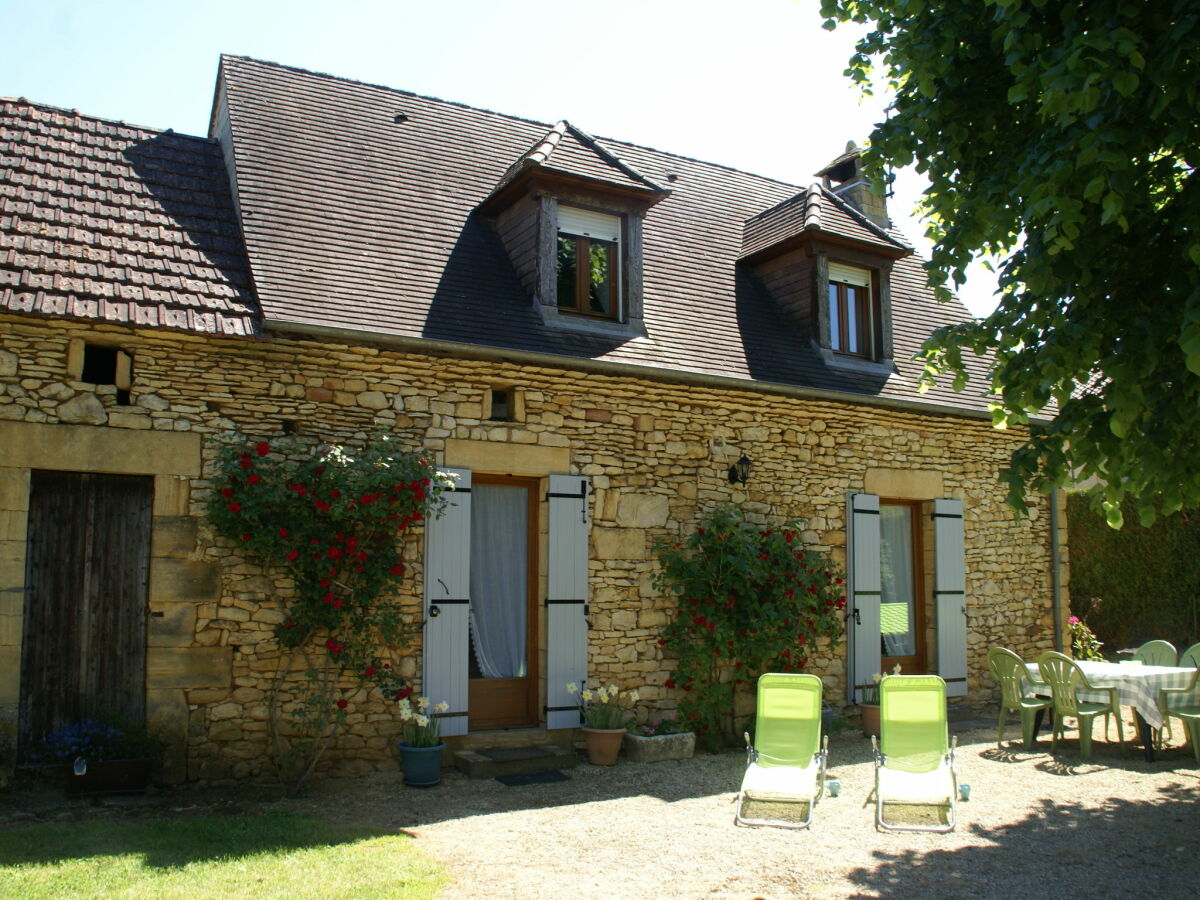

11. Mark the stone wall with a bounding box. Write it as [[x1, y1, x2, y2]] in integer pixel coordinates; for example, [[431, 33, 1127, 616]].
[[0, 316, 1068, 782]]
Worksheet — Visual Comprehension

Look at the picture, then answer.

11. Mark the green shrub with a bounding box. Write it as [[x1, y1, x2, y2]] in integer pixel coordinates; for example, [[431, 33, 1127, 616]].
[[1067, 493, 1200, 653]]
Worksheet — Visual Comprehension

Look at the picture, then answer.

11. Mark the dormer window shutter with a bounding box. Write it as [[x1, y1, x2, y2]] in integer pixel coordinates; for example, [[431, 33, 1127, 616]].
[[557, 207, 621, 243], [828, 262, 871, 287]]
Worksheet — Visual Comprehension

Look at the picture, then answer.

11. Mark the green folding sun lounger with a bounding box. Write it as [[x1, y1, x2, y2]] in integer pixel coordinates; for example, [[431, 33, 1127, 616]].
[[872, 674, 958, 833], [735, 672, 828, 829]]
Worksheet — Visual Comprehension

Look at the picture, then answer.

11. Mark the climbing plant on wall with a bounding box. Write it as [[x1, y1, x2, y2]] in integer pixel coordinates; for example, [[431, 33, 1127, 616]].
[[207, 434, 449, 789], [653, 505, 846, 749]]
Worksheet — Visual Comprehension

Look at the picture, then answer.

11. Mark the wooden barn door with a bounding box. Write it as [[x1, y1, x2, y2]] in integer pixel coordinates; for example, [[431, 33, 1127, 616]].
[[19, 471, 153, 758]]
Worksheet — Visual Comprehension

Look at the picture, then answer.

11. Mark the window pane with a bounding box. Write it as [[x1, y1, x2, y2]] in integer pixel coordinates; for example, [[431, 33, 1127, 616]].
[[845, 286, 859, 354], [828, 283, 841, 351], [586, 240, 615, 315], [879, 505, 916, 657], [556, 235, 577, 309], [854, 285, 871, 356]]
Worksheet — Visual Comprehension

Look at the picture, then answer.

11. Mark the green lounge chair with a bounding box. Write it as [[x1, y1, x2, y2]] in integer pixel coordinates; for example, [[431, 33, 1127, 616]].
[[1037, 651, 1124, 760], [1133, 640, 1177, 667], [735, 673, 827, 829], [986, 646, 1053, 749], [872, 675, 957, 833]]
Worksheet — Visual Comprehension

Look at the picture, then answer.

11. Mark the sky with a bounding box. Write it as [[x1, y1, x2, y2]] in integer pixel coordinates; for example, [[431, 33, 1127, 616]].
[[0, 0, 1000, 316]]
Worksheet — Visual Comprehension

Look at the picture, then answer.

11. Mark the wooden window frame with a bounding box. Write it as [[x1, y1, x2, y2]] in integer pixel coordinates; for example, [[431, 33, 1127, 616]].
[[556, 232, 621, 321], [828, 279, 874, 359]]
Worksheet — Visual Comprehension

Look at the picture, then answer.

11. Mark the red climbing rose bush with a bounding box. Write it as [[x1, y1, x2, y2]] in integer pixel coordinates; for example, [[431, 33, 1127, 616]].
[[207, 434, 449, 788], [653, 504, 846, 749]]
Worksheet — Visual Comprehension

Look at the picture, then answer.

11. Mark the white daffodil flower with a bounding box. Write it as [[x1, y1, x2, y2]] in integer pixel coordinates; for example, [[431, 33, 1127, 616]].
[[434, 701, 449, 713], [566, 682, 578, 694]]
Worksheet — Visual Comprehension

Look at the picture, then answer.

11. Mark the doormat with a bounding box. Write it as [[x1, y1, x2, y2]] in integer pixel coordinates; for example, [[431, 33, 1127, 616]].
[[495, 770, 570, 787]]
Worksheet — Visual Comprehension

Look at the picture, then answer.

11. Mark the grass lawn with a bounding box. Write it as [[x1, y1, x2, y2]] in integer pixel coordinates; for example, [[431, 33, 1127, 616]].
[[0, 810, 446, 899]]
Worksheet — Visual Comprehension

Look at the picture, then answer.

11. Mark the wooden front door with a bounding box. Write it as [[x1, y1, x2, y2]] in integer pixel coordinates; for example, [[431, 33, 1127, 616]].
[[19, 471, 153, 758], [879, 500, 926, 675], [467, 476, 538, 730]]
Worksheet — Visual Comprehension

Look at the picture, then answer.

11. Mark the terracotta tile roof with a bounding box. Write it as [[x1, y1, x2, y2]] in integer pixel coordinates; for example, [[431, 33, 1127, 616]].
[[0, 98, 258, 335]]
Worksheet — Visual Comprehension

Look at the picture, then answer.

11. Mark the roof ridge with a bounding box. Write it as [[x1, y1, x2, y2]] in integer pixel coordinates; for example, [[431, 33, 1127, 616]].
[[218, 54, 804, 194], [561, 121, 665, 192], [0, 96, 211, 142], [816, 184, 910, 250]]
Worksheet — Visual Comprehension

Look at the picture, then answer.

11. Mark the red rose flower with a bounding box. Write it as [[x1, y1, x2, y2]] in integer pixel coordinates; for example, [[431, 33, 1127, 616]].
[[327, 547, 343, 559], [255, 441, 270, 457], [333, 598, 344, 609], [336, 699, 348, 709], [241, 533, 251, 542], [331, 489, 341, 499], [364, 665, 377, 678], [664, 678, 676, 689], [395, 687, 413, 700], [314, 500, 330, 512], [286, 550, 299, 562], [227, 501, 241, 513], [389, 564, 405, 576], [239, 457, 252, 469], [248, 473, 260, 485], [295, 485, 308, 496], [220, 487, 233, 498]]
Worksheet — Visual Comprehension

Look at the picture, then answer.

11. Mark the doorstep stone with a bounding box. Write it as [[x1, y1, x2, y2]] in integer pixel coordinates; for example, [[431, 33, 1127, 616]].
[[453, 743, 578, 779]]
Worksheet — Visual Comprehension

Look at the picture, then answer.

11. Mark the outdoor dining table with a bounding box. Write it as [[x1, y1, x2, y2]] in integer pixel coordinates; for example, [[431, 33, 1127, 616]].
[[1025, 660, 1200, 762]]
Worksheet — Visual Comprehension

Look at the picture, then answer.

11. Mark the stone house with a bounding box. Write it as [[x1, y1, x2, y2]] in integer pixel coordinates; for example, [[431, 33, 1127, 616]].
[[0, 56, 1067, 783]]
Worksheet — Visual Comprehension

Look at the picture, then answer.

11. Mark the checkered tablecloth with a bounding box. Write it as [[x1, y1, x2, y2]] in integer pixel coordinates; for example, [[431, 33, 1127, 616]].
[[1025, 661, 1199, 730]]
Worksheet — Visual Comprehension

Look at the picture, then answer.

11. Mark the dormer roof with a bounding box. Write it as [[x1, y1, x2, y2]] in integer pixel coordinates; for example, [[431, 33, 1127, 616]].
[[483, 120, 668, 213], [740, 183, 909, 263]]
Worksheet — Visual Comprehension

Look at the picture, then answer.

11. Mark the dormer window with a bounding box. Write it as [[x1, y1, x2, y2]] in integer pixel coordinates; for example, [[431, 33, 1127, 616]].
[[556, 207, 620, 319], [827, 262, 874, 358]]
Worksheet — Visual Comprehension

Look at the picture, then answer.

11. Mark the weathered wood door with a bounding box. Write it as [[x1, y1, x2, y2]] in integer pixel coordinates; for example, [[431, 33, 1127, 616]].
[[19, 471, 153, 758]]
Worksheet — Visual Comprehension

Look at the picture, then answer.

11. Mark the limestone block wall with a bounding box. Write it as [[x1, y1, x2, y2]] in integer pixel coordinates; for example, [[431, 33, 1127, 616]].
[[0, 316, 1068, 782]]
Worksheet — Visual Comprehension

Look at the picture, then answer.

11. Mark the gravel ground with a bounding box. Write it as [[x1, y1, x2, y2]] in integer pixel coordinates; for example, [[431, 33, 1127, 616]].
[[293, 717, 1200, 899], [4, 717, 1199, 899]]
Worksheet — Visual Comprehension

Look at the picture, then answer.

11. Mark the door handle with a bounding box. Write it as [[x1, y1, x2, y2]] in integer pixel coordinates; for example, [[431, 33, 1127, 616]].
[[429, 604, 440, 618]]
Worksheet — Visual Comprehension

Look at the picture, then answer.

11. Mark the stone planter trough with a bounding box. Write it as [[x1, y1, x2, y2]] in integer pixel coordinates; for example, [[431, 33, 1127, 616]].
[[623, 731, 696, 763]]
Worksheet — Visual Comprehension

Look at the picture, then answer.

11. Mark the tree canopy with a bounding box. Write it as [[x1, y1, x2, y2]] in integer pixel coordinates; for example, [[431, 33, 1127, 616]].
[[820, 0, 1200, 526]]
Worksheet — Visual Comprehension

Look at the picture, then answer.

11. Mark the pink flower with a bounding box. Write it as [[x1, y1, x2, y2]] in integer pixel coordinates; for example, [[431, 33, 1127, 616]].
[[1068, 616, 1081, 625]]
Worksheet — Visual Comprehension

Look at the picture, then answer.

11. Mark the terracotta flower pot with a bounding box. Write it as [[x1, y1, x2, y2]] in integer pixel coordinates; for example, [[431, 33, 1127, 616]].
[[859, 703, 881, 738], [581, 727, 625, 765]]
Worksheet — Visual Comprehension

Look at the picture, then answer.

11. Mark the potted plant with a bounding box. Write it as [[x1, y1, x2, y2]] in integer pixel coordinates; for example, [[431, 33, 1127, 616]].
[[397, 694, 448, 786], [857, 665, 901, 737], [858, 675, 882, 737], [624, 711, 696, 763], [29, 718, 162, 794], [568, 682, 637, 765]]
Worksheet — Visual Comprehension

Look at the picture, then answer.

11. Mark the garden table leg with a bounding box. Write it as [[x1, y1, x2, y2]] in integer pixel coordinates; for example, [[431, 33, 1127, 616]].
[[1135, 711, 1155, 762]]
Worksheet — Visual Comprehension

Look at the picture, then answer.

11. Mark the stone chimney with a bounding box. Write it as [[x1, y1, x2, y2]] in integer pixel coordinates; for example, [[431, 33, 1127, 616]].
[[815, 141, 890, 228]]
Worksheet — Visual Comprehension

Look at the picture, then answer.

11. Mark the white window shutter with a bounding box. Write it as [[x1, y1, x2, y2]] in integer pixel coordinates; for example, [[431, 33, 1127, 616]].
[[546, 474, 589, 729], [557, 207, 620, 243], [828, 261, 871, 287], [848, 493, 882, 704], [934, 498, 968, 697], [423, 468, 471, 737]]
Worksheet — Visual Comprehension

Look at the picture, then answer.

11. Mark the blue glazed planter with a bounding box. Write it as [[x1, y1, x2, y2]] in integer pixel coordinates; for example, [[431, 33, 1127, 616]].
[[398, 742, 445, 787]]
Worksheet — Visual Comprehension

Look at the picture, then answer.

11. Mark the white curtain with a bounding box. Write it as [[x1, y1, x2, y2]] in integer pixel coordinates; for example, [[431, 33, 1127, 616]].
[[469, 484, 527, 678], [880, 505, 916, 657]]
